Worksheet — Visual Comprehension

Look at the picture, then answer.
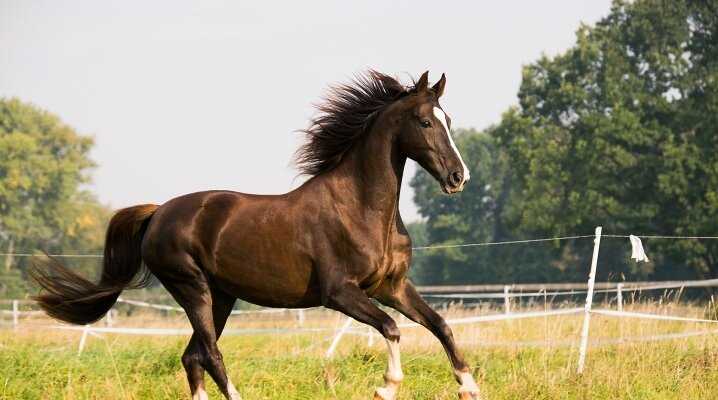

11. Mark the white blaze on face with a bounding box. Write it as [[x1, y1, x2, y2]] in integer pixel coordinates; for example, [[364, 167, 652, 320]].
[[433, 107, 470, 184]]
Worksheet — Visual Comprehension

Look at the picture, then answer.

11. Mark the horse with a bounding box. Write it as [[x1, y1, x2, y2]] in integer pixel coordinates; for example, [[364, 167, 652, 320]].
[[31, 70, 480, 400]]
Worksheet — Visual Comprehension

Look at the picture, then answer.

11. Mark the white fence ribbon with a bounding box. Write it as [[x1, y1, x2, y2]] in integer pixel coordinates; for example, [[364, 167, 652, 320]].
[[629, 235, 650, 263]]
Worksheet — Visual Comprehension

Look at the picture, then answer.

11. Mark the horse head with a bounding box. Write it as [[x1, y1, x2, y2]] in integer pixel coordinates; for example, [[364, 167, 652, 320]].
[[395, 71, 470, 194]]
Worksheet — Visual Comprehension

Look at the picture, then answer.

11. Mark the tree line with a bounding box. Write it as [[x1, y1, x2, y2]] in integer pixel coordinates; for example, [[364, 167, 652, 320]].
[[0, 99, 109, 298], [409, 0, 718, 285]]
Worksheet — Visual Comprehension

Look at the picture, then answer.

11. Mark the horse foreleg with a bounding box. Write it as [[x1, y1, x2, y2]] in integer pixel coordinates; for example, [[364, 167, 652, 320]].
[[376, 279, 481, 400], [323, 282, 404, 400]]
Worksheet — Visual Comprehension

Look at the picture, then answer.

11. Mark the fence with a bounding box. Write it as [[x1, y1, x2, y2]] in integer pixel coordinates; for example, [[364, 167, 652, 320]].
[[2, 227, 718, 373]]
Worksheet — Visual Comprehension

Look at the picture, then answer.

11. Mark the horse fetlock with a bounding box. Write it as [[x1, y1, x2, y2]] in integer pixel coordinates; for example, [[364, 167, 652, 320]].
[[181, 351, 200, 369], [384, 370, 404, 385]]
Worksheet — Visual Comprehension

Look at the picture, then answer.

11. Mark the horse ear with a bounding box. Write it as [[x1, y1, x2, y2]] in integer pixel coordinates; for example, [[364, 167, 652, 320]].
[[432, 73, 446, 98], [415, 71, 429, 92]]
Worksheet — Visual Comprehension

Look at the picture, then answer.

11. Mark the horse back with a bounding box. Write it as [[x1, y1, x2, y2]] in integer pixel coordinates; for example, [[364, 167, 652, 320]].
[[141, 190, 321, 307]]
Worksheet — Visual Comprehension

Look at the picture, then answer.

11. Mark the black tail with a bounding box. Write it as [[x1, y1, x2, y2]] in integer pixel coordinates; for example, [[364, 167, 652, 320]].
[[31, 204, 159, 325]]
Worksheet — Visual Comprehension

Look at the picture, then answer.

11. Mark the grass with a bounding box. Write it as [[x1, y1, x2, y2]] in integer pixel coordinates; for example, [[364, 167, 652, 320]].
[[1, 302, 718, 399]]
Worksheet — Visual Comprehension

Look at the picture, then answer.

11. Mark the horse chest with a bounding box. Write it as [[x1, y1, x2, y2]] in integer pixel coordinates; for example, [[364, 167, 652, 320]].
[[357, 230, 411, 293]]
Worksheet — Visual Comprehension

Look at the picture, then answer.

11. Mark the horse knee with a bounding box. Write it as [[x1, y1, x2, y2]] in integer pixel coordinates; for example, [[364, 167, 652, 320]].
[[381, 319, 400, 341], [438, 320, 454, 339]]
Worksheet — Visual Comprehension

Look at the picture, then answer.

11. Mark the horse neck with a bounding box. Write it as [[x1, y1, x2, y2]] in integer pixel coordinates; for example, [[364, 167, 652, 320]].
[[328, 121, 405, 218]]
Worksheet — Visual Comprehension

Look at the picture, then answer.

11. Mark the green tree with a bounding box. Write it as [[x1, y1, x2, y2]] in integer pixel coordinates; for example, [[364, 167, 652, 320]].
[[412, 0, 718, 284], [0, 98, 109, 297], [497, 0, 718, 280]]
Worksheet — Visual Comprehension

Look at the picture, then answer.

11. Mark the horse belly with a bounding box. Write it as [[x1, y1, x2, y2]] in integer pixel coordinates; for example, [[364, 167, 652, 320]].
[[209, 243, 320, 308]]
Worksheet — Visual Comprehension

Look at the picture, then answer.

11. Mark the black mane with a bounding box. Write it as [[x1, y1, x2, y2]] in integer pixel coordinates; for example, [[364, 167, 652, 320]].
[[295, 71, 411, 176]]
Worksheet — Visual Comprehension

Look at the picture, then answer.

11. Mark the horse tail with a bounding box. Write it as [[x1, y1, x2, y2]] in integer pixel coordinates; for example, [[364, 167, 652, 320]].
[[31, 204, 159, 325]]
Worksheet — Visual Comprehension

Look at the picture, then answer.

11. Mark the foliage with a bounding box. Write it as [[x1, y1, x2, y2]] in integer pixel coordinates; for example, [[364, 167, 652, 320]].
[[411, 0, 718, 284], [0, 98, 111, 297]]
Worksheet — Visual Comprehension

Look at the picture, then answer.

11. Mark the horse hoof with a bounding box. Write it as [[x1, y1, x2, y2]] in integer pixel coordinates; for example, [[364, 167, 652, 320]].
[[373, 389, 396, 400], [458, 391, 481, 400]]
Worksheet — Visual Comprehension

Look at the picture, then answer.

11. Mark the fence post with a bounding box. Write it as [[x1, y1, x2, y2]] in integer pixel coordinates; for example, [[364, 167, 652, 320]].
[[577, 226, 602, 374], [367, 326, 375, 347], [616, 282, 625, 343], [297, 309, 305, 327], [78, 325, 90, 355], [503, 285, 511, 314], [12, 300, 19, 329], [325, 316, 353, 359], [105, 309, 113, 327]]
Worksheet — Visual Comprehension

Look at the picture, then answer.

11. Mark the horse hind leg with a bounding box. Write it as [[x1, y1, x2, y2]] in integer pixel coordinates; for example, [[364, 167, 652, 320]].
[[181, 288, 237, 400], [151, 255, 240, 400], [182, 334, 207, 400]]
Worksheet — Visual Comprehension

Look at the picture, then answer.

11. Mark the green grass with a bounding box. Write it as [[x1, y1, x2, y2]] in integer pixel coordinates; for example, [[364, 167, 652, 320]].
[[2, 307, 718, 399]]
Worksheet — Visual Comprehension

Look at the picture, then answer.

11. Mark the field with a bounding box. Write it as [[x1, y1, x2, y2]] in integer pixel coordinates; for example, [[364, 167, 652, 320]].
[[2, 301, 718, 400]]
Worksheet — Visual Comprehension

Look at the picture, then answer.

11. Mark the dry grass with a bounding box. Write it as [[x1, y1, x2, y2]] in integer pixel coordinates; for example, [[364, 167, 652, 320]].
[[1, 300, 717, 399]]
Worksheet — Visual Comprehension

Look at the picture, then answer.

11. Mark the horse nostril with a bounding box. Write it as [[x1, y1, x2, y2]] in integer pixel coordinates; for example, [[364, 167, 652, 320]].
[[449, 171, 463, 187]]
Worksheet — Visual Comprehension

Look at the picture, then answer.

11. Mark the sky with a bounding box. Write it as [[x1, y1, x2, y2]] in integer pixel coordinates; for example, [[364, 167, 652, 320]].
[[1, 1, 612, 221]]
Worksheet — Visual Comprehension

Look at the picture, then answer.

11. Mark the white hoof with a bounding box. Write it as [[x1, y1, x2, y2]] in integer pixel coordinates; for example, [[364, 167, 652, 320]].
[[374, 386, 397, 400], [458, 390, 481, 400]]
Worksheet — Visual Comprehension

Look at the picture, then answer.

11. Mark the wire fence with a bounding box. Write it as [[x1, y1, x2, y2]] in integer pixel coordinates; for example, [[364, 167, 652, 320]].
[[3, 228, 718, 371]]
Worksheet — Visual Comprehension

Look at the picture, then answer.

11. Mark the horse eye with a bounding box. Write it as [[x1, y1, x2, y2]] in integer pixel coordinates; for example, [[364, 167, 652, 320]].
[[420, 120, 432, 128]]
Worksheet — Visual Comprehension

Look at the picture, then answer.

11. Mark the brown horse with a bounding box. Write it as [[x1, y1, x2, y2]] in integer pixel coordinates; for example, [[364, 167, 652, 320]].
[[32, 71, 480, 400]]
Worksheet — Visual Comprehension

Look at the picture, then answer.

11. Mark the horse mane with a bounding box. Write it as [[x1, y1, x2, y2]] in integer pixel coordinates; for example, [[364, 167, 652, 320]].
[[295, 70, 412, 176]]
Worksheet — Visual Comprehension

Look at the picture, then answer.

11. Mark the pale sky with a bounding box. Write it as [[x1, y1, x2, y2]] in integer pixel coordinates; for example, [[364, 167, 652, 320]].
[[1, 1, 612, 221]]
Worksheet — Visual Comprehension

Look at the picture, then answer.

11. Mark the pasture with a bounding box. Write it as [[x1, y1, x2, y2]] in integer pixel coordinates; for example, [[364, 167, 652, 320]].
[[2, 301, 718, 400]]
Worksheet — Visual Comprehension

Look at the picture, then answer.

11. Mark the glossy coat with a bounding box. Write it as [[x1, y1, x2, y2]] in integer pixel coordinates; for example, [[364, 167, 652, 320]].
[[33, 71, 479, 400]]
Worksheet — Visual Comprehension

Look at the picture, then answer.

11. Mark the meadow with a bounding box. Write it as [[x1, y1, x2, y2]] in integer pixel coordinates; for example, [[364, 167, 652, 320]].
[[1, 301, 718, 400]]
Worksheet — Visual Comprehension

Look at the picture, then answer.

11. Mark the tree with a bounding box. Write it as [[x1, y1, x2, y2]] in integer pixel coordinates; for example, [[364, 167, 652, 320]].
[[0, 98, 109, 297], [497, 0, 718, 279], [411, 0, 718, 284], [411, 129, 567, 285]]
